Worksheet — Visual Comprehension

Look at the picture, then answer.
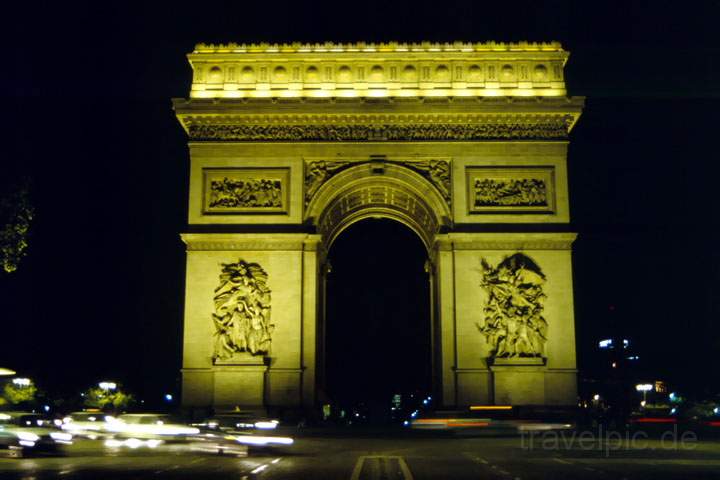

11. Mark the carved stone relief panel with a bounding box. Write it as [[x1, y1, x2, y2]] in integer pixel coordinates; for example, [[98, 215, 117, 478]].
[[203, 168, 290, 214], [476, 253, 547, 359], [466, 167, 555, 213], [212, 259, 273, 361]]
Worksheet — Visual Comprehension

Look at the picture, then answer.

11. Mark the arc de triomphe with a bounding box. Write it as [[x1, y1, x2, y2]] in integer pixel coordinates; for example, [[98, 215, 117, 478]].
[[173, 42, 584, 410]]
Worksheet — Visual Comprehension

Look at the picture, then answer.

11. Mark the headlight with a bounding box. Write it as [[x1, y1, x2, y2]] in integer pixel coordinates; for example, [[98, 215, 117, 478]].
[[254, 421, 278, 429], [50, 432, 73, 442], [17, 432, 40, 442]]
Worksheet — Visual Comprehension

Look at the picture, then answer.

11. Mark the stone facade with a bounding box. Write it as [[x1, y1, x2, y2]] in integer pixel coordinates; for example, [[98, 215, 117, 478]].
[[175, 42, 584, 409]]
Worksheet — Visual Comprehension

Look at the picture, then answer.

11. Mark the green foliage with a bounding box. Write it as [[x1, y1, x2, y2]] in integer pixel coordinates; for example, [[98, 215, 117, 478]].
[[82, 386, 134, 412], [0, 180, 34, 273], [2, 382, 38, 405]]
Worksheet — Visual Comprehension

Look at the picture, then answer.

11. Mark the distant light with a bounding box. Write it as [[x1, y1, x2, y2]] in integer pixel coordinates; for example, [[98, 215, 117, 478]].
[[164, 394, 173, 402], [670, 408, 677, 415], [598, 339, 612, 349], [669, 392, 677, 401], [627, 356, 639, 361], [623, 339, 630, 348], [470, 405, 513, 411], [99, 381, 117, 391], [612, 362, 617, 368], [640, 400, 647, 407], [423, 399, 428, 405], [593, 394, 600, 401], [43, 405, 50, 412], [636, 384, 653, 392], [403, 420, 409, 426], [12, 377, 31, 386], [714, 407, 719, 415]]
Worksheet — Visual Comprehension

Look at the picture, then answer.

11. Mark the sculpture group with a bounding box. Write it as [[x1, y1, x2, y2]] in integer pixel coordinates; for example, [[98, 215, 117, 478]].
[[477, 254, 548, 359], [212, 259, 273, 360]]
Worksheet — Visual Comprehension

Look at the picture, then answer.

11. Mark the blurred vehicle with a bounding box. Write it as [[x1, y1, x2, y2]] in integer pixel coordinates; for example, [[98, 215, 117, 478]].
[[0, 412, 72, 458], [410, 406, 574, 434], [199, 413, 280, 432], [195, 413, 293, 451], [104, 413, 200, 448], [61, 411, 112, 439]]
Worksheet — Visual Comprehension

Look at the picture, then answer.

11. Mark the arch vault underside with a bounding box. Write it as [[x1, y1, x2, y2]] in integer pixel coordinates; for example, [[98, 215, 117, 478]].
[[176, 41, 584, 411]]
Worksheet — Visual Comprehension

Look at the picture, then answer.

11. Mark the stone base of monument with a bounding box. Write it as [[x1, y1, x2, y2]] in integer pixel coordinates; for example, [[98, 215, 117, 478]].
[[490, 357, 547, 405], [210, 353, 267, 408]]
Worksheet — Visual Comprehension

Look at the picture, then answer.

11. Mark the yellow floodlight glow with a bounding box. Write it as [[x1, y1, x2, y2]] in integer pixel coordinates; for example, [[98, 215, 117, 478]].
[[188, 85, 567, 100], [0, 367, 16, 376], [469, 405, 513, 411]]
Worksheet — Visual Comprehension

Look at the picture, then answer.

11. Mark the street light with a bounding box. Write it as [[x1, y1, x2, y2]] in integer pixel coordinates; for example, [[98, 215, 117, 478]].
[[98, 381, 117, 391], [12, 378, 31, 387], [636, 383, 653, 406]]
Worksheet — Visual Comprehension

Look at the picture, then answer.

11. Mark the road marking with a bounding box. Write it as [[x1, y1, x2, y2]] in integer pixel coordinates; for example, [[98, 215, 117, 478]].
[[251, 464, 268, 474], [464, 453, 516, 478], [553, 457, 572, 465], [350, 455, 413, 480]]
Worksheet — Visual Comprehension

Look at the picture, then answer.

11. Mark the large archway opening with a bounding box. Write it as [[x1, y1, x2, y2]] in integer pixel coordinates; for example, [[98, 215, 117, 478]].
[[324, 218, 431, 416]]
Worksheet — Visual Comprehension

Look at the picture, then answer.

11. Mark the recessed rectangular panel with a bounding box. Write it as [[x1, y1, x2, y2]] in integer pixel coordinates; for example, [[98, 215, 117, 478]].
[[466, 166, 555, 214], [203, 167, 290, 214]]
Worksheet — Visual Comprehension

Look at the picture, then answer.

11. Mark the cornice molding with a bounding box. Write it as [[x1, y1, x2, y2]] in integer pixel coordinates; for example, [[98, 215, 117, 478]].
[[192, 41, 566, 54], [181, 233, 313, 251], [435, 232, 577, 250]]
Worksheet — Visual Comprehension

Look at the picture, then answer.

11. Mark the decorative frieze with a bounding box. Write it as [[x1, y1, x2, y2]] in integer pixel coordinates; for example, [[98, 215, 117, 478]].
[[187, 117, 571, 142], [203, 168, 289, 214], [466, 167, 555, 213]]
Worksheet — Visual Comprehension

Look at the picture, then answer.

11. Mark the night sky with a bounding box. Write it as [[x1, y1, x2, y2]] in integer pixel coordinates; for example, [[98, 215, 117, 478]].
[[1, 2, 719, 404]]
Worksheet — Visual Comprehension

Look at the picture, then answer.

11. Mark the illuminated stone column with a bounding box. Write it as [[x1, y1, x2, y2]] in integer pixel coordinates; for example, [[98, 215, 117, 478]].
[[434, 238, 458, 405], [181, 234, 315, 409], [300, 236, 323, 407], [448, 233, 578, 406]]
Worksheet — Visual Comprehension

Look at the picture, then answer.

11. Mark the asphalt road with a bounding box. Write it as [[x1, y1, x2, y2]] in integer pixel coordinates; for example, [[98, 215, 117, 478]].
[[2, 430, 720, 479]]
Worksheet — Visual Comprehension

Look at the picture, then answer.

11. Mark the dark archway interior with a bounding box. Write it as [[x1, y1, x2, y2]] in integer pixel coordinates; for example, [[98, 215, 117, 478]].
[[325, 218, 431, 407]]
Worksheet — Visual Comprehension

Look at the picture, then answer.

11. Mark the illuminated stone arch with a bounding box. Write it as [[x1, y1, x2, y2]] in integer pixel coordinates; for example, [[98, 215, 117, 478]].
[[176, 41, 583, 412], [305, 163, 451, 251]]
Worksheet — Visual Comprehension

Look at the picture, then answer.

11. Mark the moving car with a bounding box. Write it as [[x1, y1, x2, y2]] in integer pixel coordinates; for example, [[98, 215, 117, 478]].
[[61, 411, 112, 439], [198, 413, 293, 450], [105, 413, 200, 443], [0, 412, 72, 458]]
